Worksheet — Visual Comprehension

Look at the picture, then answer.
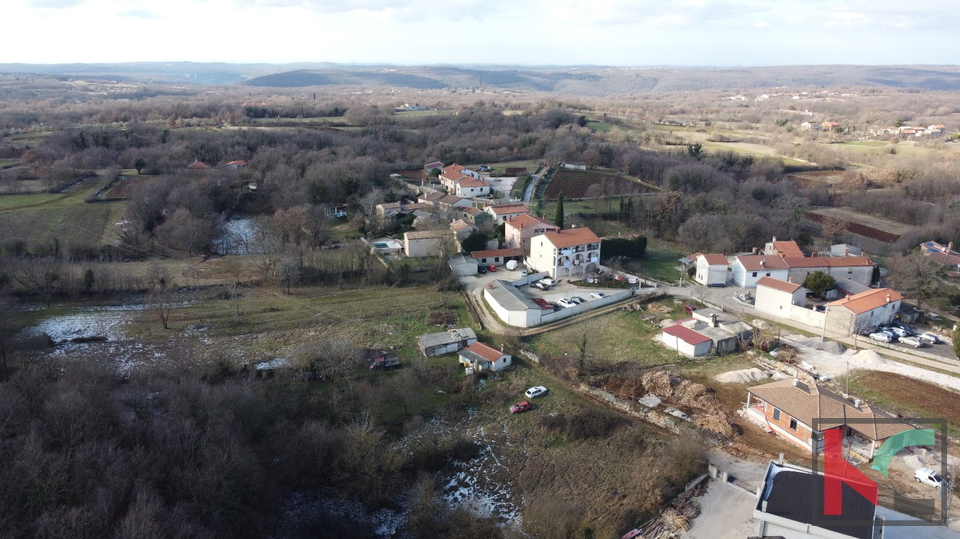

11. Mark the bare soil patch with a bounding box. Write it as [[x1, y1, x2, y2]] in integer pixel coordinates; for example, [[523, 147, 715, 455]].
[[544, 169, 655, 200], [851, 370, 960, 426]]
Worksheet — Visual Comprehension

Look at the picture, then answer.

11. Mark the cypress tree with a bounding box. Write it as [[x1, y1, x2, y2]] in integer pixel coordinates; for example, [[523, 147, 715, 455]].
[[555, 193, 565, 230]]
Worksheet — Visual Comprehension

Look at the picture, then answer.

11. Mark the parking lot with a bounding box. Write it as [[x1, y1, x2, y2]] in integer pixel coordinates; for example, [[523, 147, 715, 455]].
[[517, 278, 621, 309]]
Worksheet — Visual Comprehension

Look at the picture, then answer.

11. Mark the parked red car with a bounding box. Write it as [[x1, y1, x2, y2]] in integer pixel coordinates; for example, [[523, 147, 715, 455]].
[[509, 401, 532, 414], [488, 265, 497, 272]]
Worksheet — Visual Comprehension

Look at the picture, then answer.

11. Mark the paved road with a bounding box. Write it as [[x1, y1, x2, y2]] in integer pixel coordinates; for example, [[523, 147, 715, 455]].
[[523, 167, 543, 202]]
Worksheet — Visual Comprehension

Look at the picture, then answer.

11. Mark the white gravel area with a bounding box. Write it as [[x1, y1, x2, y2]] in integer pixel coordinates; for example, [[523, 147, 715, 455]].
[[780, 335, 960, 393]]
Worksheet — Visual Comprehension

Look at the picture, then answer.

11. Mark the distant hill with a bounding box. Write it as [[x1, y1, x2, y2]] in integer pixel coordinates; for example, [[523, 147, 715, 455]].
[[2, 62, 960, 94]]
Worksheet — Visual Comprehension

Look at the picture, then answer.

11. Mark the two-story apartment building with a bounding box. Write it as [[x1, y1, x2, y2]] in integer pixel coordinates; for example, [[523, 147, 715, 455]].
[[504, 214, 559, 255], [731, 255, 790, 287], [439, 164, 489, 198], [826, 288, 904, 334], [527, 227, 601, 278], [694, 254, 729, 286]]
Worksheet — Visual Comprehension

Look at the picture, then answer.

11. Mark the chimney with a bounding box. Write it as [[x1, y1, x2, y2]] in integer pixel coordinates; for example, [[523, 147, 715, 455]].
[[950, 242, 955, 252], [886, 294, 891, 303], [760, 259, 765, 268], [500, 343, 504, 352], [854, 398, 861, 409], [792, 378, 800, 387], [772, 236, 777, 242]]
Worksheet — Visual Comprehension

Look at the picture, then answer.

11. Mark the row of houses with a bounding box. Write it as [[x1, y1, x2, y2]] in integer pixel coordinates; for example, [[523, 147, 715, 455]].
[[692, 237, 876, 292], [755, 276, 904, 334]]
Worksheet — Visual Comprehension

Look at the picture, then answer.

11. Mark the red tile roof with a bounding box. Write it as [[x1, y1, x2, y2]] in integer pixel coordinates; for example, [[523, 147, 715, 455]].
[[404, 230, 452, 240], [487, 203, 529, 216], [736, 255, 788, 271], [450, 219, 476, 232], [700, 254, 728, 266], [541, 227, 601, 249], [663, 324, 712, 346], [782, 256, 874, 268], [463, 342, 505, 362], [458, 177, 489, 188], [757, 276, 802, 293], [506, 214, 557, 230], [187, 160, 210, 170], [772, 240, 804, 258], [829, 288, 902, 315]]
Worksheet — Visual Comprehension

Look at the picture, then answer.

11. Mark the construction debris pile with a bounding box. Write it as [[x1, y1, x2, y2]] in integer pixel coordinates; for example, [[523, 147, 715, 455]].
[[621, 481, 706, 539], [605, 371, 737, 438]]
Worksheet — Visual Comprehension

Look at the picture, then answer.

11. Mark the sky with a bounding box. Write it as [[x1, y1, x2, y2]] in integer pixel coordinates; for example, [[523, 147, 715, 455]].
[[5, 0, 959, 66]]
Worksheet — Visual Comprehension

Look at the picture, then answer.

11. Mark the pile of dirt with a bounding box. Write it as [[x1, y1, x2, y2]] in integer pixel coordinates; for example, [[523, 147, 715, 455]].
[[641, 371, 723, 413], [715, 368, 766, 384], [693, 414, 737, 438], [821, 341, 847, 355], [605, 376, 645, 400], [852, 350, 885, 367]]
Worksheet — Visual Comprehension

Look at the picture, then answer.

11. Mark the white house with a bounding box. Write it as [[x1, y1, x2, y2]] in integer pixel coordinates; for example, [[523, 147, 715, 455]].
[[755, 277, 806, 316], [439, 164, 489, 198], [504, 213, 559, 255], [826, 288, 904, 334], [527, 227, 601, 279], [731, 255, 789, 288], [458, 341, 512, 373], [485, 203, 529, 223], [454, 176, 491, 198], [403, 230, 457, 257], [470, 248, 524, 267], [695, 254, 728, 286], [660, 323, 713, 358], [782, 256, 875, 287]]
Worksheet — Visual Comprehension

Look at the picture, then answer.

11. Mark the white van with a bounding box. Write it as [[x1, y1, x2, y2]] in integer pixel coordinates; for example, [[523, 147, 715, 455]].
[[915, 467, 943, 490]]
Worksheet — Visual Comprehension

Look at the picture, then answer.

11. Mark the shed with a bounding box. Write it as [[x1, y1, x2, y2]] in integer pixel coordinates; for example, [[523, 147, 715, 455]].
[[448, 254, 479, 277], [417, 328, 478, 357], [660, 324, 712, 357]]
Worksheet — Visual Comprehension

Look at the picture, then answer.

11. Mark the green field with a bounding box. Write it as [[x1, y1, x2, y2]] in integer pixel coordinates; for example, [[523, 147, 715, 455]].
[[622, 244, 686, 284], [130, 284, 473, 362], [586, 121, 615, 132], [0, 175, 125, 247], [528, 304, 690, 367]]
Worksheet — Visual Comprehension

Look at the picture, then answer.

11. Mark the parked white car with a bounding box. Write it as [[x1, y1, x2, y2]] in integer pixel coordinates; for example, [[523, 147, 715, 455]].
[[915, 467, 943, 490], [919, 333, 942, 345], [557, 298, 576, 308], [900, 336, 924, 348], [884, 326, 910, 338], [869, 331, 894, 343], [538, 277, 557, 287], [525, 386, 548, 399], [590, 291, 607, 299]]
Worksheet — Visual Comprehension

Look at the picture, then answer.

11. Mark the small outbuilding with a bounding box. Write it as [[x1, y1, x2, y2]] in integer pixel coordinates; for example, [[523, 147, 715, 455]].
[[417, 328, 478, 357], [458, 342, 512, 373], [660, 324, 713, 358]]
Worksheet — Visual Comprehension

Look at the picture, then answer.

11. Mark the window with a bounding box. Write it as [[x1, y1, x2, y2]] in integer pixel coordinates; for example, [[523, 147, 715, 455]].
[[766, 272, 771, 277], [752, 272, 758, 277], [773, 408, 781, 420], [789, 418, 798, 430]]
